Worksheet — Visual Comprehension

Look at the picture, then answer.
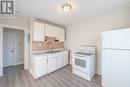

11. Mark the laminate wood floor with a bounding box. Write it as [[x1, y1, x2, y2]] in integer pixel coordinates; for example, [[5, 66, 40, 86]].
[[0, 65, 102, 87]]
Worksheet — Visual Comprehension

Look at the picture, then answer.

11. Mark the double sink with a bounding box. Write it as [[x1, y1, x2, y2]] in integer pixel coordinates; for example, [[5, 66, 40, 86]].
[[46, 50, 61, 54], [32, 50, 63, 56]]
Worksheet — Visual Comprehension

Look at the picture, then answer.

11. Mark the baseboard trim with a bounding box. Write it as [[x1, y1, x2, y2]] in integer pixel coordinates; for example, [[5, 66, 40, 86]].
[[0, 69, 3, 77]]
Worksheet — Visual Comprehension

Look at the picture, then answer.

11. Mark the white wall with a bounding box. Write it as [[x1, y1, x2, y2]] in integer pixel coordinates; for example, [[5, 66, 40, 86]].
[[65, 8, 130, 75], [0, 26, 3, 76], [0, 15, 30, 28], [3, 28, 24, 66]]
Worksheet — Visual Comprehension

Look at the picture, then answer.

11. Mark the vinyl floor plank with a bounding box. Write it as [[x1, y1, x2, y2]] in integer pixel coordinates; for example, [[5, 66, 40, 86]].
[[0, 65, 102, 87]]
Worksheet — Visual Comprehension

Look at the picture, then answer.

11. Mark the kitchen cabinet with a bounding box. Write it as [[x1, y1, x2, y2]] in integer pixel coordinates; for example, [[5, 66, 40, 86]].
[[32, 55, 47, 79], [47, 57, 57, 73], [57, 55, 64, 69], [32, 22, 45, 41], [58, 28, 65, 42], [63, 54, 68, 66], [45, 24, 59, 39], [45, 24, 65, 42], [32, 50, 69, 79], [32, 22, 65, 42], [63, 52, 69, 66]]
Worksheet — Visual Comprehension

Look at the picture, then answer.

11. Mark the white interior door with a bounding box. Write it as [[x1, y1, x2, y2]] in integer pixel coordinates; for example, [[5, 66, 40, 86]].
[[4, 32, 16, 67]]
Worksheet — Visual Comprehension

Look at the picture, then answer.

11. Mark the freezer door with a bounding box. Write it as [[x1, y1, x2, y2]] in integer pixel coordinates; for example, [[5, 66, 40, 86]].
[[102, 29, 130, 49], [102, 49, 130, 87]]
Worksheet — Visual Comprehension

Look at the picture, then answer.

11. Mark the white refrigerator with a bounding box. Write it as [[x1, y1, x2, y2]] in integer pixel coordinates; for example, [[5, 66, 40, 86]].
[[102, 28, 130, 87]]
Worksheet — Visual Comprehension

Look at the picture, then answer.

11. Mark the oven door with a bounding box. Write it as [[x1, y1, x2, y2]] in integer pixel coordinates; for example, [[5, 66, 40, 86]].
[[72, 55, 90, 73]]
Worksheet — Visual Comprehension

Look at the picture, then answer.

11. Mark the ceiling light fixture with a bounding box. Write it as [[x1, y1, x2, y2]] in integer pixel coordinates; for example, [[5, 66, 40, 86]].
[[62, 3, 72, 12]]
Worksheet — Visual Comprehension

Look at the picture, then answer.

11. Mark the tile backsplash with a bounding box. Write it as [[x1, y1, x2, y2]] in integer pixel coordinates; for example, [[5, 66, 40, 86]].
[[32, 37, 64, 51]]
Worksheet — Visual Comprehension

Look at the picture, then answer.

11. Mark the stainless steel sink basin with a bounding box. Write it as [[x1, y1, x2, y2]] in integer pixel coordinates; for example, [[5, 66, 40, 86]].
[[46, 51, 61, 54]]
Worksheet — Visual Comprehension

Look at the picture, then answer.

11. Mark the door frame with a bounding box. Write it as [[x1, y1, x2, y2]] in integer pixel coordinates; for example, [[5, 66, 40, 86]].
[[3, 32, 17, 67], [0, 23, 29, 76]]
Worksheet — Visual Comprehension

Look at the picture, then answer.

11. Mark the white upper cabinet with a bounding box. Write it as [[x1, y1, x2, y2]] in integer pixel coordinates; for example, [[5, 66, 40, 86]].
[[32, 22, 65, 42], [58, 28, 65, 42], [32, 22, 45, 41], [45, 24, 59, 39], [45, 24, 65, 42]]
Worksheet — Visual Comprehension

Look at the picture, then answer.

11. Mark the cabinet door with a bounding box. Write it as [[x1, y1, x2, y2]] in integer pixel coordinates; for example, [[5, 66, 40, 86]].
[[45, 24, 65, 42], [47, 58, 57, 73], [33, 56, 47, 79], [58, 28, 65, 42], [45, 24, 59, 39], [57, 55, 63, 69], [63, 53, 68, 66], [39, 60, 47, 77], [33, 22, 45, 41]]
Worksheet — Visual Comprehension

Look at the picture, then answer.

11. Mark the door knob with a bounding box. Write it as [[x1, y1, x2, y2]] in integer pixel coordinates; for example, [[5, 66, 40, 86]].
[[11, 50, 14, 52]]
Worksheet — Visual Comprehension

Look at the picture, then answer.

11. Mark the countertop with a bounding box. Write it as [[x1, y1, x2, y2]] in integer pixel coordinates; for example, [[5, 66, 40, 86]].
[[32, 48, 69, 56]]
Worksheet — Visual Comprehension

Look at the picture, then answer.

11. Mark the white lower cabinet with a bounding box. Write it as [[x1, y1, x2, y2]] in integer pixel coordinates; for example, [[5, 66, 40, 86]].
[[47, 57, 57, 73], [63, 52, 69, 66], [32, 51, 69, 79], [57, 55, 63, 69], [32, 55, 47, 79]]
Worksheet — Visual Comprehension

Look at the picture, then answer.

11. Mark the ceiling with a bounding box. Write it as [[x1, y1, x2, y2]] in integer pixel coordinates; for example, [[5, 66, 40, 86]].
[[16, 0, 130, 26]]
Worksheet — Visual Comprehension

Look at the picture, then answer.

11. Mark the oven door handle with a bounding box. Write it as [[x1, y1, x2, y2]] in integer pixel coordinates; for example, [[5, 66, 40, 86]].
[[74, 56, 89, 60], [75, 55, 85, 57]]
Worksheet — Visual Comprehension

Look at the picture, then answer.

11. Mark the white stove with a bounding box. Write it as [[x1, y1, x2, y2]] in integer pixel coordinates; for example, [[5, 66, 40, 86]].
[[72, 46, 96, 81]]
